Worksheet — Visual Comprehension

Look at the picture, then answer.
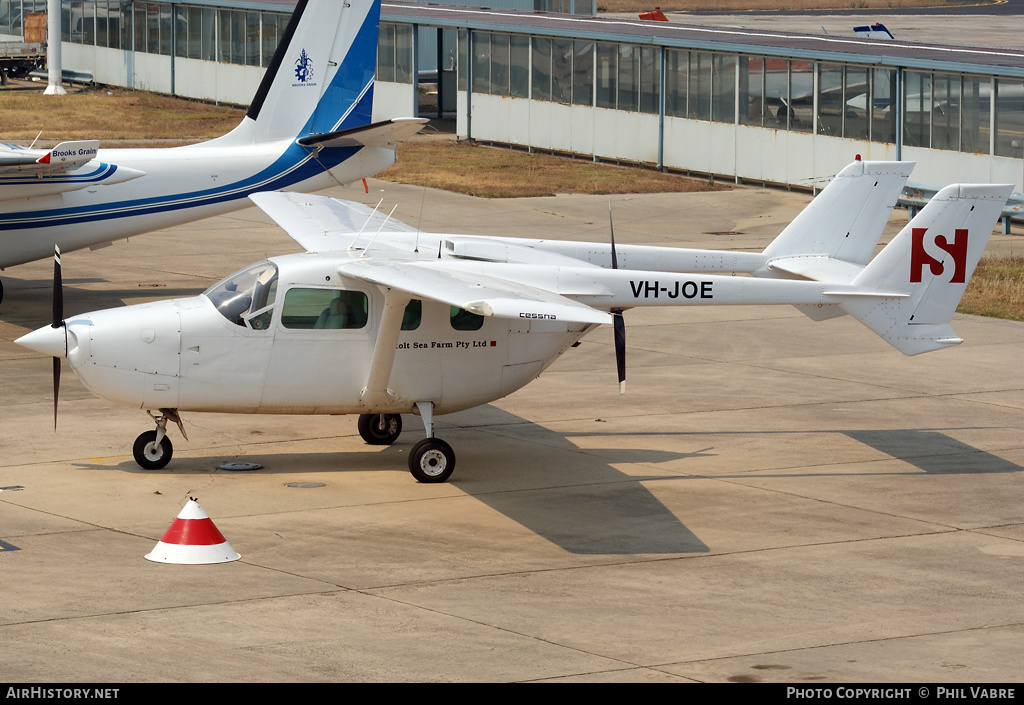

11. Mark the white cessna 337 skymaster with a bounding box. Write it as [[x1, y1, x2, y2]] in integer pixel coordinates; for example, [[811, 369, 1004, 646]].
[[15, 160, 1012, 483], [0, 0, 423, 303]]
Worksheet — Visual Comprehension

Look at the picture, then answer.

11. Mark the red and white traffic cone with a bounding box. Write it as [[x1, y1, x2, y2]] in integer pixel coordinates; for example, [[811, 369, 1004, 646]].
[[145, 498, 240, 564]]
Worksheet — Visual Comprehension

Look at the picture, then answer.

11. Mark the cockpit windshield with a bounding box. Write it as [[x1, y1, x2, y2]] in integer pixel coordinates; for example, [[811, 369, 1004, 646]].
[[203, 261, 279, 328]]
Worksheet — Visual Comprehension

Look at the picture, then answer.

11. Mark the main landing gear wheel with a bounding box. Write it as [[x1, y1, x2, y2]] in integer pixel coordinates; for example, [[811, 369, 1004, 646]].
[[408, 438, 455, 483], [357, 413, 403, 445], [133, 430, 173, 470]]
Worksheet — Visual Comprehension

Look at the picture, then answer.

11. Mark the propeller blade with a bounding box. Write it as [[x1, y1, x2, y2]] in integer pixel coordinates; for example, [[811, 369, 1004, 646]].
[[52, 244, 63, 328], [609, 202, 625, 393], [52, 355, 60, 431], [613, 310, 626, 395], [51, 244, 66, 429]]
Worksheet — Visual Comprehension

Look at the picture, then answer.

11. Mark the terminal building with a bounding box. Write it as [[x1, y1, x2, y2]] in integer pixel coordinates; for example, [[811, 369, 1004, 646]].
[[2, 0, 1024, 192]]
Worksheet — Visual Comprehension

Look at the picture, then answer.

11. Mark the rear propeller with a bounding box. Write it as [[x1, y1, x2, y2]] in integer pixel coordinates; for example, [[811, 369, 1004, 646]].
[[609, 202, 626, 394], [51, 244, 67, 429]]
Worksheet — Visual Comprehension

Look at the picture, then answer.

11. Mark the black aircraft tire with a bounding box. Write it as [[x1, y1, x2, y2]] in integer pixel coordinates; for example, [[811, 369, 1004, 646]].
[[133, 430, 173, 470], [357, 413, 403, 445], [408, 438, 455, 483]]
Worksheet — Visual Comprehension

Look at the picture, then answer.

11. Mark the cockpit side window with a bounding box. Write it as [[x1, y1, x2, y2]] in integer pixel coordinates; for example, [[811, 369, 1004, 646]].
[[204, 261, 279, 328]]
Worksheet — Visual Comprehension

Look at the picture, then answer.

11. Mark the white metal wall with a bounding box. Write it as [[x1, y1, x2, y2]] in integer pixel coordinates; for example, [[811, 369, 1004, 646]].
[[62, 42, 264, 105]]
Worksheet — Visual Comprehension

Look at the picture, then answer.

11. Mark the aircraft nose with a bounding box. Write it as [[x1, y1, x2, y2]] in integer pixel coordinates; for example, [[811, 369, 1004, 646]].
[[15, 325, 70, 359]]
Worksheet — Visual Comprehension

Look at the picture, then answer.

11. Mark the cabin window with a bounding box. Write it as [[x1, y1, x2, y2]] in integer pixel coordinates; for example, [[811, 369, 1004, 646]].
[[450, 306, 483, 331], [204, 261, 278, 328], [281, 289, 368, 330], [402, 300, 422, 331]]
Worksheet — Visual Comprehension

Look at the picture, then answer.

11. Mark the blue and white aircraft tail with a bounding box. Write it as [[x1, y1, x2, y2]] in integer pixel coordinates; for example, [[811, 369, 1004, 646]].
[[0, 0, 423, 300]]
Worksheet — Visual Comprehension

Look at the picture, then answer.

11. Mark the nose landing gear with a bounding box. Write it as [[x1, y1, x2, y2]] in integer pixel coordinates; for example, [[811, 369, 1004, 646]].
[[133, 409, 187, 470]]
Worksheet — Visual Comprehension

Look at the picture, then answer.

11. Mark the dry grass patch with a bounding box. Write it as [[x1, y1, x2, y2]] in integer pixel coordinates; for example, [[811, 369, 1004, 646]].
[[0, 86, 245, 143], [959, 256, 1024, 321], [379, 139, 727, 198]]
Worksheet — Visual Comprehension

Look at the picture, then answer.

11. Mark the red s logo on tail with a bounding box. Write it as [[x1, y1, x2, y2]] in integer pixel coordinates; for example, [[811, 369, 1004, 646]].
[[910, 228, 968, 283]]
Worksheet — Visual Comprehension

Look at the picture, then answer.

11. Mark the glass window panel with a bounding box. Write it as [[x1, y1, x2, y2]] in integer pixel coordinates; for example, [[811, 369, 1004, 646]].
[[282, 289, 368, 330], [61, 1, 72, 42], [200, 7, 215, 61], [817, 63, 844, 136], [377, 23, 395, 83], [261, 14, 279, 68], [595, 42, 616, 110], [184, 7, 200, 59], [665, 48, 687, 118], [639, 46, 659, 114], [551, 37, 572, 104], [531, 36, 551, 102], [932, 73, 960, 151], [491, 33, 510, 96], [458, 28, 467, 92], [617, 44, 637, 112], [509, 34, 530, 98], [711, 54, 735, 123], [450, 306, 484, 331], [960, 75, 990, 155], [904, 70, 931, 148], [995, 78, 1024, 158], [871, 68, 896, 144], [572, 40, 593, 106], [844, 66, 870, 140], [395, 24, 412, 84], [687, 51, 711, 121], [788, 60, 813, 132], [120, 1, 132, 51], [401, 300, 422, 331], [739, 56, 764, 127], [472, 31, 489, 94], [243, 11, 259, 66], [133, 1, 147, 53]]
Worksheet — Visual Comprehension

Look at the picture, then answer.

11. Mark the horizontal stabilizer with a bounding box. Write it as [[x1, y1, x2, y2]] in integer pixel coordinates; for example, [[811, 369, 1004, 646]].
[[339, 259, 612, 325], [297, 118, 428, 151], [0, 140, 101, 176]]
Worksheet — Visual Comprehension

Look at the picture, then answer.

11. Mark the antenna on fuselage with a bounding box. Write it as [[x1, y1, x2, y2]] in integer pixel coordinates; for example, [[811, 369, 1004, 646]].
[[348, 198, 384, 250], [359, 205, 397, 257]]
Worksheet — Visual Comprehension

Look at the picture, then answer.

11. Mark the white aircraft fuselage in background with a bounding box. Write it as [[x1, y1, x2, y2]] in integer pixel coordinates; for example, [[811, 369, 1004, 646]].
[[0, 0, 421, 282]]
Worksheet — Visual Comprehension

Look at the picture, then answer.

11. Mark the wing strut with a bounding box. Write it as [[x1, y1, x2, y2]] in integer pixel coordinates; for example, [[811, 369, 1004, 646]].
[[360, 287, 411, 408]]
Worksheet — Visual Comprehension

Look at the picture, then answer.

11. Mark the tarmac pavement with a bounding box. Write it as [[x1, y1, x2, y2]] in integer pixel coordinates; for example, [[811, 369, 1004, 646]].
[[1, 175, 1023, 682]]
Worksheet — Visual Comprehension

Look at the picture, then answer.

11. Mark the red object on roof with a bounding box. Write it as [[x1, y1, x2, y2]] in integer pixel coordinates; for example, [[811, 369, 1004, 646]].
[[639, 8, 668, 21]]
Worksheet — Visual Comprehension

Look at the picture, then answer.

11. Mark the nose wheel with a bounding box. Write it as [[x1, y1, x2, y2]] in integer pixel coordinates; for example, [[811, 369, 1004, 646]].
[[133, 409, 186, 470], [133, 430, 173, 470]]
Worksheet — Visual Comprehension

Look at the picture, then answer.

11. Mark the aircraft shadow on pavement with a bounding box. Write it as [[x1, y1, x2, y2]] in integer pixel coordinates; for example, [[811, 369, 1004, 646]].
[[843, 429, 1023, 475], [72, 406, 713, 555]]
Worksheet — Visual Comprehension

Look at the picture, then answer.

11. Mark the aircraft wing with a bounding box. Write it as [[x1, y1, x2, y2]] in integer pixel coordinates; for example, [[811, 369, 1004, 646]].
[[250, 191, 418, 252], [296, 117, 428, 151], [339, 259, 612, 325]]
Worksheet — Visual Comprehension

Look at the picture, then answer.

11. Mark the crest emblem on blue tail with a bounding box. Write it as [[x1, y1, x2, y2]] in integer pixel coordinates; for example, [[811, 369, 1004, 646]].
[[294, 49, 314, 83]]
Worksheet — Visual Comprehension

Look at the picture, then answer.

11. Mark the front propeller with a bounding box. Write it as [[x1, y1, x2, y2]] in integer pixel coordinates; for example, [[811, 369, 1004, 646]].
[[51, 244, 67, 429], [609, 202, 626, 394]]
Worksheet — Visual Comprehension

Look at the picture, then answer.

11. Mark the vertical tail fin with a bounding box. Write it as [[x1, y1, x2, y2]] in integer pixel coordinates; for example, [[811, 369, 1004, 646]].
[[841, 183, 1013, 355], [243, 0, 381, 144], [762, 160, 913, 266]]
